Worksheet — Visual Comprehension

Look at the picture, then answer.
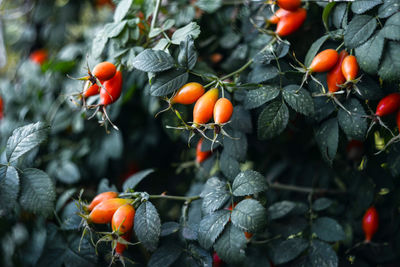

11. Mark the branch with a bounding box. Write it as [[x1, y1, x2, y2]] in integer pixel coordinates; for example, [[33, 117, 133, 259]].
[[269, 182, 346, 195], [149, 194, 200, 202]]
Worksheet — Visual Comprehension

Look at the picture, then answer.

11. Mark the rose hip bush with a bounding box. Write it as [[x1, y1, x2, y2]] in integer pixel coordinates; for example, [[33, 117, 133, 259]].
[[0, 0, 400, 266]]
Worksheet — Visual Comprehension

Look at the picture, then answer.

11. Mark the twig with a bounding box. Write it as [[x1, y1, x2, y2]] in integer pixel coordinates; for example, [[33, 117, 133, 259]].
[[269, 182, 346, 195]]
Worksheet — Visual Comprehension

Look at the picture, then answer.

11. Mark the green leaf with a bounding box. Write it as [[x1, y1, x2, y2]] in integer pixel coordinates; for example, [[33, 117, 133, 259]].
[[312, 217, 345, 242], [149, 28, 163, 38], [178, 36, 198, 70], [388, 143, 400, 177], [184, 244, 213, 267], [162, 19, 175, 31], [56, 188, 76, 213], [171, 22, 201, 45], [160, 222, 180, 236], [0, 166, 19, 212], [132, 49, 175, 72], [223, 131, 247, 162], [356, 74, 383, 100], [305, 35, 330, 67], [378, 0, 400, 18], [91, 30, 108, 58], [61, 201, 82, 231], [220, 150, 241, 181], [148, 244, 182, 267], [270, 217, 308, 239], [153, 38, 170, 51], [123, 169, 154, 191], [195, 0, 222, 13], [351, 0, 382, 14], [220, 31, 241, 49], [355, 31, 385, 75], [20, 168, 56, 217], [322, 2, 336, 31], [268, 201, 296, 220], [257, 101, 289, 140], [314, 118, 339, 164], [50, 160, 80, 184], [244, 86, 280, 110], [344, 15, 377, 48], [150, 70, 188, 96], [248, 65, 279, 83], [231, 199, 267, 232], [232, 170, 268, 196], [104, 21, 128, 38], [312, 198, 333, 211], [332, 3, 347, 29], [198, 210, 231, 249], [114, 0, 133, 22], [337, 98, 367, 141], [200, 177, 231, 214], [282, 85, 314, 116], [134, 201, 161, 251], [6, 121, 49, 163], [381, 13, 400, 40], [214, 224, 247, 264], [230, 105, 253, 133], [270, 238, 309, 265], [378, 41, 400, 81], [308, 240, 338, 267]]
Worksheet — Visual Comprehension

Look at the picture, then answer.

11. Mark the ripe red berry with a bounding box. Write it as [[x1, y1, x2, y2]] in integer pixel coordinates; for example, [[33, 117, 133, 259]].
[[362, 206, 379, 242], [213, 98, 234, 124], [341, 55, 359, 82], [88, 198, 130, 224], [277, 0, 301, 11], [87, 191, 118, 212], [375, 93, 400, 117], [327, 50, 348, 93], [84, 83, 101, 98], [115, 230, 131, 255], [100, 71, 123, 106], [112, 204, 135, 235], [275, 8, 307, 36], [213, 252, 223, 267], [268, 8, 291, 24], [196, 138, 212, 164], [29, 49, 48, 65], [397, 110, 400, 130], [92, 62, 117, 81], [309, 49, 339, 73], [171, 82, 205, 105], [193, 88, 219, 124]]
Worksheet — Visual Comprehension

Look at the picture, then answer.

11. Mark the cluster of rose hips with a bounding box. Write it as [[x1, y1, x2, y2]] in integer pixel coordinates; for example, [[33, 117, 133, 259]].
[[161, 82, 234, 145], [80, 191, 135, 264], [268, 0, 306, 37], [299, 48, 360, 95], [72, 61, 123, 131]]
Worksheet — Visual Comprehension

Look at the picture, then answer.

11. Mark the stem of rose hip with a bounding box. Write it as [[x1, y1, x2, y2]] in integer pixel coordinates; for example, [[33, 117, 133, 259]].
[[149, 194, 201, 203], [150, 0, 161, 32]]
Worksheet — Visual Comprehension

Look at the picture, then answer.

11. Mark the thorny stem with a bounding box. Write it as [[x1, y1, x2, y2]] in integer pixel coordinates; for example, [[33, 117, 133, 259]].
[[269, 182, 346, 195], [150, 0, 162, 32]]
